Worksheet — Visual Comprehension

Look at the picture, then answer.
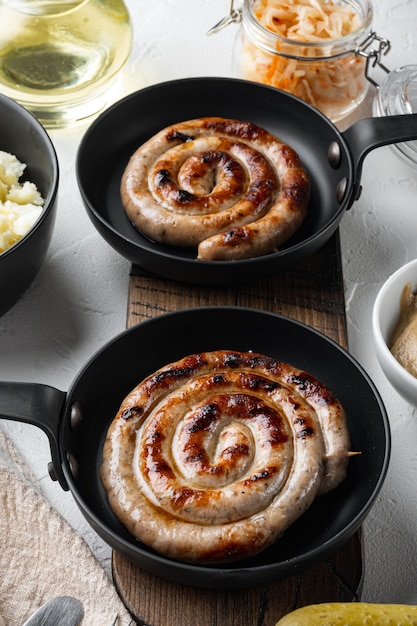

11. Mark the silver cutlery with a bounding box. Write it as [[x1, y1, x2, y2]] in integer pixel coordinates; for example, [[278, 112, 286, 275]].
[[22, 596, 84, 626]]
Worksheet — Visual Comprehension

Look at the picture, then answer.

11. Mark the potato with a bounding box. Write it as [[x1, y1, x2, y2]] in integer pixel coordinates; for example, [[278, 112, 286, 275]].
[[0, 151, 44, 253], [275, 602, 417, 625]]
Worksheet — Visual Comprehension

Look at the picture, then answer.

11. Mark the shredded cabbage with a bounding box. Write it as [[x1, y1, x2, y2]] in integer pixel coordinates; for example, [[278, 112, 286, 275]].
[[240, 0, 369, 121]]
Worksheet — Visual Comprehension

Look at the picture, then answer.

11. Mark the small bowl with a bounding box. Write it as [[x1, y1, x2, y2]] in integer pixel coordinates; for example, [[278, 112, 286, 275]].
[[372, 258, 417, 408], [0, 94, 59, 315]]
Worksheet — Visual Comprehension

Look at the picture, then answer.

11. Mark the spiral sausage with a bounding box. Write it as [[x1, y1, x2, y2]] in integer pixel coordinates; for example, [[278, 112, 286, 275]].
[[120, 117, 310, 261], [100, 350, 350, 564]]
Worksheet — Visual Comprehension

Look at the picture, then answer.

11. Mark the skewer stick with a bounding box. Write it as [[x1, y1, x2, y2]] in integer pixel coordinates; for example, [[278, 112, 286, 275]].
[[324, 450, 362, 459]]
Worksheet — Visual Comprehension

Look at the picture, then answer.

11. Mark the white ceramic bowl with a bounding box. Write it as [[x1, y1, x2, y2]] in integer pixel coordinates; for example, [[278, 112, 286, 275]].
[[372, 258, 417, 408]]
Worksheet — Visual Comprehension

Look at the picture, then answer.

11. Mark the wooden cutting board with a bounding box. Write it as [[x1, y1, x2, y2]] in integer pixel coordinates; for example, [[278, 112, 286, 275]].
[[113, 231, 363, 626]]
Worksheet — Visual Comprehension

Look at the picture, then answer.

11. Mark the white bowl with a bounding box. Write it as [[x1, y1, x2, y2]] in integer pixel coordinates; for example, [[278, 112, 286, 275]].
[[372, 258, 417, 408]]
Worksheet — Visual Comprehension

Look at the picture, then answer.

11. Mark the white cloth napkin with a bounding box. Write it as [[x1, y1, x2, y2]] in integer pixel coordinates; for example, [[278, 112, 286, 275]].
[[0, 430, 132, 625]]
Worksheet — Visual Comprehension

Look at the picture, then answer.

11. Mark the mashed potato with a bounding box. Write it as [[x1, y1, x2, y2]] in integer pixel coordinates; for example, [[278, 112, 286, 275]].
[[0, 150, 44, 254]]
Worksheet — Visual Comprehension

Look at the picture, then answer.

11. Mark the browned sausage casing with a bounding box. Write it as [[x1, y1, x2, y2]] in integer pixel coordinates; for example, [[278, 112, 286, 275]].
[[100, 350, 350, 564], [120, 117, 310, 261]]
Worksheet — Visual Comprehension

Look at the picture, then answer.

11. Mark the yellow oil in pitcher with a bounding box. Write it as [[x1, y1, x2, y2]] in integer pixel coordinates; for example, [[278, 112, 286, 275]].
[[0, 0, 132, 127]]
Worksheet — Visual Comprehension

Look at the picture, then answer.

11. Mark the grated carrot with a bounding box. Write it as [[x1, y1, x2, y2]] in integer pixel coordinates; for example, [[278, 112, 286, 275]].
[[240, 0, 369, 120]]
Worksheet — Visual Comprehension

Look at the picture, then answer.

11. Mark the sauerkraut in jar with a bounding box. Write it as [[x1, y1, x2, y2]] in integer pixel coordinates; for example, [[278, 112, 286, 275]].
[[233, 0, 374, 122]]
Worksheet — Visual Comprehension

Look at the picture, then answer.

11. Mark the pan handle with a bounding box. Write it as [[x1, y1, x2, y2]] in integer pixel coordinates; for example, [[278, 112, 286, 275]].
[[0, 382, 68, 491], [342, 113, 417, 200]]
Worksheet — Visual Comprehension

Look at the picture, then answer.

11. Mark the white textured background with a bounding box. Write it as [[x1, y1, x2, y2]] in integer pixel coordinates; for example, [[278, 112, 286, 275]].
[[1, 0, 417, 607]]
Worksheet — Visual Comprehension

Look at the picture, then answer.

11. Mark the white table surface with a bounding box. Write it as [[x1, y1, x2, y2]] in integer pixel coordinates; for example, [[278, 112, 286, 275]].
[[1, 0, 417, 609]]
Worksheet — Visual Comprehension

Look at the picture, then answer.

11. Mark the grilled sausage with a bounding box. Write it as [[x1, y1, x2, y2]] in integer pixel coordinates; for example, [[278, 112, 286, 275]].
[[120, 117, 310, 261], [100, 350, 350, 563]]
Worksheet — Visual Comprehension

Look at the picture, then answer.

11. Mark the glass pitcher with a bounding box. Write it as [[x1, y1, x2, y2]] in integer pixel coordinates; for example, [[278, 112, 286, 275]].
[[0, 0, 132, 127]]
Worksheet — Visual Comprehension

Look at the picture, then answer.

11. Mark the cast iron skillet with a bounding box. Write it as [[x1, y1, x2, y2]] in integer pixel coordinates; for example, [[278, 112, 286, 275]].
[[77, 76, 417, 285], [0, 307, 390, 589]]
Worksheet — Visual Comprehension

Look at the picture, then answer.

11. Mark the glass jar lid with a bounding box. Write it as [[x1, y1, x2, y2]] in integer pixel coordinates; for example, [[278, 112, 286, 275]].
[[374, 64, 417, 166]]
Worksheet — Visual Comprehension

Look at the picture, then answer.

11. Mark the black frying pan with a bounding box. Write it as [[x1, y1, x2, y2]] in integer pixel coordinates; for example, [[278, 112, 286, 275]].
[[77, 76, 417, 285], [0, 307, 390, 589]]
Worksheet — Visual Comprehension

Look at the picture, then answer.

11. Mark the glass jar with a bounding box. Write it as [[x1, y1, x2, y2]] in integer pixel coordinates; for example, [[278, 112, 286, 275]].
[[373, 65, 417, 167], [229, 0, 374, 123], [0, 0, 132, 127]]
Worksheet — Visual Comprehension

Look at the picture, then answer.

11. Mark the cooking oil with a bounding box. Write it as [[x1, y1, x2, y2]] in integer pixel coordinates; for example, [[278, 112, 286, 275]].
[[0, 0, 132, 127]]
